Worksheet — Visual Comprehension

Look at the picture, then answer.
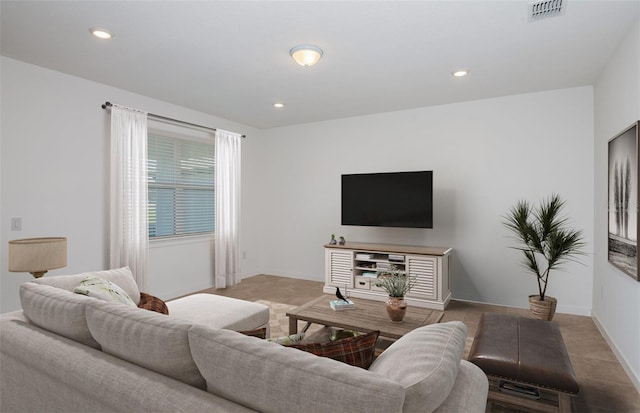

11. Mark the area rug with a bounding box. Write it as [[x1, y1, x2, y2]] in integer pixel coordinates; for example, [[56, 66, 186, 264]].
[[255, 300, 322, 338]]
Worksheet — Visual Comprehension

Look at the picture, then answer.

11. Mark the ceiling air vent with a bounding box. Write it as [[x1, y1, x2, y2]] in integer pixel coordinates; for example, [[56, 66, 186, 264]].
[[528, 0, 566, 21]]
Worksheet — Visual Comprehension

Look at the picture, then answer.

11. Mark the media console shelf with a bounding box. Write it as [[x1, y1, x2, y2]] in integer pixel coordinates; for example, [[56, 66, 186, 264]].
[[324, 242, 452, 310]]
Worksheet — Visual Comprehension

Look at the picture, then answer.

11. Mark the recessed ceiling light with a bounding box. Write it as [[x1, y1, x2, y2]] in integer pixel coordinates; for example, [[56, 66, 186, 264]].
[[90, 28, 113, 40], [273, 103, 285, 108], [452, 70, 469, 77]]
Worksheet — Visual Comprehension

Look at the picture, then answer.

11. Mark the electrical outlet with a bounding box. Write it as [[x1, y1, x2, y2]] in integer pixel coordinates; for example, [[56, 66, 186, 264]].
[[11, 217, 22, 231]]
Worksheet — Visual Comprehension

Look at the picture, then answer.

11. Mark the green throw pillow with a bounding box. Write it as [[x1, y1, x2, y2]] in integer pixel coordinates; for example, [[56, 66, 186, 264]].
[[74, 275, 136, 306], [267, 332, 306, 345]]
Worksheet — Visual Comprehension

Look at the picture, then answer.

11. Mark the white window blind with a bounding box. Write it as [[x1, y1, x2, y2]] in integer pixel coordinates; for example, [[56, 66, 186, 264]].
[[147, 133, 215, 238]]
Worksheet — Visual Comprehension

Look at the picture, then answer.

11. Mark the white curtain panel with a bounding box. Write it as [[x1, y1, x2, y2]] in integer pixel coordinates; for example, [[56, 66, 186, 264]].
[[215, 129, 242, 288], [109, 105, 149, 291]]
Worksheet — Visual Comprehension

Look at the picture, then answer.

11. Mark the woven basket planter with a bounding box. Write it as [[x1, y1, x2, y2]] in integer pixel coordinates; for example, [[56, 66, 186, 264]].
[[528, 295, 557, 321]]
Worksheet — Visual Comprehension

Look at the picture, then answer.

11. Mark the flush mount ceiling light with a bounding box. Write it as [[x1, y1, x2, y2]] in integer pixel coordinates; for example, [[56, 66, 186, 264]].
[[90, 28, 113, 40], [289, 45, 323, 67], [452, 70, 469, 77], [273, 103, 285, 108]]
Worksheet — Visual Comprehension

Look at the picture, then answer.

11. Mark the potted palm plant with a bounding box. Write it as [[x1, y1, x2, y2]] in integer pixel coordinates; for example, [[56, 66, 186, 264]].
[[374, 266, 417, 322], [503, 194, 585, 320]]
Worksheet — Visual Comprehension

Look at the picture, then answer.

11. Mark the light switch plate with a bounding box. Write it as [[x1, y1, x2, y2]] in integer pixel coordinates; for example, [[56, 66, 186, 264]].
[[11, 217, 22, 231]]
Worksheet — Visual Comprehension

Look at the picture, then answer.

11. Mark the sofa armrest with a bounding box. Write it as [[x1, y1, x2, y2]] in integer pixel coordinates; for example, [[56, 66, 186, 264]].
[[432, 360, 489, 413], [368, 321, 468, 413]]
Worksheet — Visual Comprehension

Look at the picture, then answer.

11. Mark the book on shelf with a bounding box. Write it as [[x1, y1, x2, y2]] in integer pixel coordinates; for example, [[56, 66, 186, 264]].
[[362, 272, 378, 278], [376, 262, 391, 270], [355, 253, 373, 260], [330, 299, 356, 311]]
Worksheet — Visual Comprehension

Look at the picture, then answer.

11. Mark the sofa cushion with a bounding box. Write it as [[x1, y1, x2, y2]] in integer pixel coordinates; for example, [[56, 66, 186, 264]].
[[138, 292, 169, 315], [167, 293, 269, 331], [19, 282, 101, 349], [85, 299, 206, 389], [368, 321, 467, 413], [189, 325, 406, 413], [34, 267, 140, 305], [290, 330, 379, 368], [74, 275, 137, 306]]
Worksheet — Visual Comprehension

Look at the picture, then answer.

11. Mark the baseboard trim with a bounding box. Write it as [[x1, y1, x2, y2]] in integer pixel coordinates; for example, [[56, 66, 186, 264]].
[[591, 312, 640, 393], [452, 297, 591, 316]]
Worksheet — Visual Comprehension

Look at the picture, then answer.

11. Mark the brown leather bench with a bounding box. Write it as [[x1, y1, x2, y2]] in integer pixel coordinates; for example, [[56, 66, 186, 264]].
[[468, 313, 579, 413]]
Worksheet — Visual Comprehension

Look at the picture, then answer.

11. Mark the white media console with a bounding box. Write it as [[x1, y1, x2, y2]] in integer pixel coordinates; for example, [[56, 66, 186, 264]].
[[324, 242, 452, 310]]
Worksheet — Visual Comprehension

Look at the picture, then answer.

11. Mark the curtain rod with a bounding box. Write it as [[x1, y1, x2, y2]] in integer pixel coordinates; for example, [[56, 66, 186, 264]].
[[101, 101, 246, 138]]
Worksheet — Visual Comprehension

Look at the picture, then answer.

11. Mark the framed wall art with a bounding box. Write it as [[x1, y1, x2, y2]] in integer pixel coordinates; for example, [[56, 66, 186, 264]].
[[608, 121, 640, 281]]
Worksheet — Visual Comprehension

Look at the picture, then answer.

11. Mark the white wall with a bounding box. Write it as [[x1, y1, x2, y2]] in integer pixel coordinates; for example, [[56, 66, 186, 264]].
[[0, 57, 598, 319], [0, 57, 260, 312], [256, 87, 595, 315], [593, 18, 640, 389]]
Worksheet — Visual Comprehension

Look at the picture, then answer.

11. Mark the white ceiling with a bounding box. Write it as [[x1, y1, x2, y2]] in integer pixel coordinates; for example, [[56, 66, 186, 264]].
[[2, 1, 638, 129]]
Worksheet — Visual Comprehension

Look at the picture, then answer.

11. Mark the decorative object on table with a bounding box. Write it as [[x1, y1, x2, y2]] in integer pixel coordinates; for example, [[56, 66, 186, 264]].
[[503, 194, 585, 320], [8, 237, 67, 278], [329, 234, 337, 245], [374, 265, 417, 322], [338, 236, 346, 245], [331, 286, 355, 311], [335, 286, 349, 302], [330, 298, 356, 311], [385, 296, 408, 322], [607, 121, 640, 281], [330, 329, 360, 341]]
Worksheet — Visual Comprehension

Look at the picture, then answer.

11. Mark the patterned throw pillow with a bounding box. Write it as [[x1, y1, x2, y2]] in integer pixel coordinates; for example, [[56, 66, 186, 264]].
[[138, 292, 169, 315], [74, 275, 136, 306], [290, 330, 380, 369], [239, 327, 267, 339]]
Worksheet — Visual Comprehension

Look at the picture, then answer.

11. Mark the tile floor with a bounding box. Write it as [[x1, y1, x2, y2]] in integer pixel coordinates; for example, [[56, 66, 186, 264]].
[[200, 274, 640, 413]]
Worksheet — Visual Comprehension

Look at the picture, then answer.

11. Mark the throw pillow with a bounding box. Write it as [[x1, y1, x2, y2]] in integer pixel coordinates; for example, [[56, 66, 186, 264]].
[[267, 332, 306, 346], [74, 275, 136, 306], [138, 292, 169, 315], [239, 327, 267, 339], [290, 330, 379, 369]]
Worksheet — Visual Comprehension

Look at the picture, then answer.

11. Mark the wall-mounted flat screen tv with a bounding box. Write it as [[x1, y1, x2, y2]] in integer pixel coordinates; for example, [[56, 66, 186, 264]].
[[341, 170, 433, 228]]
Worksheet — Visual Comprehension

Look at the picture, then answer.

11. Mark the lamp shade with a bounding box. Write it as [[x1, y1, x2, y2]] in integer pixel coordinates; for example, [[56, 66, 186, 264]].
[[8, 237, 67, 277], [289, 45, 323, 67]]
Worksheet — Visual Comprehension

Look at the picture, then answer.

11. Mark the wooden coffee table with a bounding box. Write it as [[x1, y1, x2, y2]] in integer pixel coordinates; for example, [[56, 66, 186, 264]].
[[286, 295, 444, 340]]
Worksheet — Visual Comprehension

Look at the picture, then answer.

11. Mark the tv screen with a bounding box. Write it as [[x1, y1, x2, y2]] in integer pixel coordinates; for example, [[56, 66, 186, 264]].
[[341, 171, 433, 228]]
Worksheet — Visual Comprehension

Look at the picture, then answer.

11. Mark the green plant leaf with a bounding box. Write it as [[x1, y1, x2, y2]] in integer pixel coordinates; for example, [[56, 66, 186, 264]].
[[373, 266, 418, 297], [502, 194, 585, 298]]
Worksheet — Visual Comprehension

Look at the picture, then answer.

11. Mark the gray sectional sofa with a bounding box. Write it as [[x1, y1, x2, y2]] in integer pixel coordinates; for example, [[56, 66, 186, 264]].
[[0, 268, 488, 413]]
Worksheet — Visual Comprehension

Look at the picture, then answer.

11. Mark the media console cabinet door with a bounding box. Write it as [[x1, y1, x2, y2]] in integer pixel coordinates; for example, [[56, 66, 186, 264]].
[[325, 249, 354, 288], [406, 255, 438, 301]]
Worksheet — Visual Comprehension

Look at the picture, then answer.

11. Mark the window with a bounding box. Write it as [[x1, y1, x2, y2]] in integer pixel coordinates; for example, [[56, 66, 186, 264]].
[[147, 132, 215, 238]]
